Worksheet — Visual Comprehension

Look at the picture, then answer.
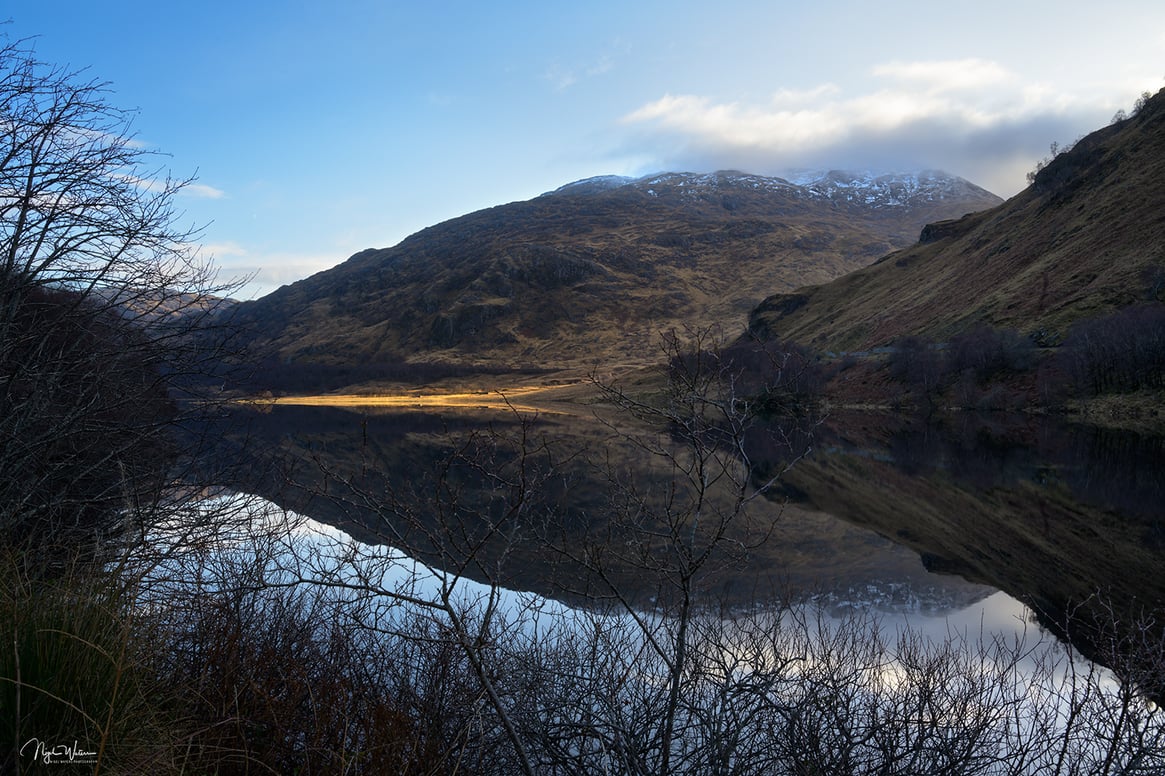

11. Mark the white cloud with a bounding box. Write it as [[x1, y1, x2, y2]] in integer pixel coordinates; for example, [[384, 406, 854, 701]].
[[586, 55, 614, 78], [623, 94, 848, 150], [872, 59, 1013, 92], [113, 173, 226, 199], [198, 241, 249, 259], [544, 64, 579, 91], [544, 52, 617, 92], [769, 84, 842, 107], [619, 58, 1118, 196], [234, 258, 343, 299], [183, 183, 227, 199], [195, 242, 342, 299]]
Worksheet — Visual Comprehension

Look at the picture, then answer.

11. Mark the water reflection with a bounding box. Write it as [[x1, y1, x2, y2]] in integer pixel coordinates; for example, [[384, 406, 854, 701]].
[[208, 401, 1164, 697], [759, 410, 1165, 702], [212, 403, 991, 613]]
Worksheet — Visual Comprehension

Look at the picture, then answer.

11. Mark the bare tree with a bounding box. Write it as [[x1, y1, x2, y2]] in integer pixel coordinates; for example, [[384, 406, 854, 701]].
[[0, 35, 241, 565], [503, 328, 817, 773], [0, 34, 247, 774]]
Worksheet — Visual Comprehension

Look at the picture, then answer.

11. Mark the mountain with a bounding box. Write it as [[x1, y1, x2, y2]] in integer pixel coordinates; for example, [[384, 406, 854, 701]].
[[747, 89, 1165, 352], [229, 170, 1000, 388]]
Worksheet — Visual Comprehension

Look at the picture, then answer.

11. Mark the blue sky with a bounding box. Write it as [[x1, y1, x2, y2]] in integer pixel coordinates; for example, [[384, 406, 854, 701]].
[[5, 2, 1163, 297]]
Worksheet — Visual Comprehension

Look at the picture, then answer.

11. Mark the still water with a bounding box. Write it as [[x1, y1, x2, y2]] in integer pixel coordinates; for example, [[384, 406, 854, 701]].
[[208, 400, 1164, 685]]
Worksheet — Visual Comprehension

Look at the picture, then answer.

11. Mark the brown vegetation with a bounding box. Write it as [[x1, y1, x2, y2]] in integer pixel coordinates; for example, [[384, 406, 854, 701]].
[[748, 88, 1165, 352], [227, 172, 1000, 391]]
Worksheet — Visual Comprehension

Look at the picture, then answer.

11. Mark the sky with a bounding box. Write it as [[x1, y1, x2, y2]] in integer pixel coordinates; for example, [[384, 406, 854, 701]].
[[5, 1, 1163, 298]]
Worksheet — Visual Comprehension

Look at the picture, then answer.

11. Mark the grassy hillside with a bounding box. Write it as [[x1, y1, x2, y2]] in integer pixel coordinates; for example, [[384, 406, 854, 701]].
[[228, 171, 1000, 389], [748, 89, 1165, 352]]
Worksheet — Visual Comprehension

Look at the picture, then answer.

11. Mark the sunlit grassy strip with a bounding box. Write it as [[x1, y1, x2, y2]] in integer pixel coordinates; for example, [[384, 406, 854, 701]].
[[258, 385, 576, 414]]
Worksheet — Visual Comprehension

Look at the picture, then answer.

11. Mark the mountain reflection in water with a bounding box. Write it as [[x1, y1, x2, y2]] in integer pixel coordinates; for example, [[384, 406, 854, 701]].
[[213, 403, 992, 612], [762, 410, 1165, 702], [210, 402, 1163, 693]]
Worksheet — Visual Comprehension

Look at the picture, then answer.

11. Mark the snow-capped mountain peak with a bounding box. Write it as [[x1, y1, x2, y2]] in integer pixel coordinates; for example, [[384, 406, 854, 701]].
[[544, 169, 996, 209]]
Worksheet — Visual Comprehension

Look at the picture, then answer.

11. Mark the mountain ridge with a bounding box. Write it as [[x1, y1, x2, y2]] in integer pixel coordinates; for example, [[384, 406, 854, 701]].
[[229, 169, 1001, 389], [544, 169, 996, 211]]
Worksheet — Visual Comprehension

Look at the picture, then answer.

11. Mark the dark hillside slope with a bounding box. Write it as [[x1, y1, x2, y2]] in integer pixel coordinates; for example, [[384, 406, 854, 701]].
[[229, 171, 1000, 386], [748, 89, 1165, 352]]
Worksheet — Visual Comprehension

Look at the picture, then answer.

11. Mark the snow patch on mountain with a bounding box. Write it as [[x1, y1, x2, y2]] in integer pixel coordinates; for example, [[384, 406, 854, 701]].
[[791, 169, 989, 208], [544, 169, 995, 209], [545, 175, 637, 195], [636, 170, 800, 193]]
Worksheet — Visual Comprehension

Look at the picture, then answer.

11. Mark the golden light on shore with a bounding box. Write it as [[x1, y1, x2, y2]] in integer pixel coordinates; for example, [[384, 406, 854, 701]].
[[247, 384, 578, 415]]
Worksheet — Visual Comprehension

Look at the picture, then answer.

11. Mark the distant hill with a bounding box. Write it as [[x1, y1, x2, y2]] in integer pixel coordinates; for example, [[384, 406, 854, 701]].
[[229, 170, 1000, 388], [748, 89, 1165, 352]]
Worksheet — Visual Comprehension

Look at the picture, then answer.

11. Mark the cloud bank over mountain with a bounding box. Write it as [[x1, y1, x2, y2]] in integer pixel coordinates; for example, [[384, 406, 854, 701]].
[[619, 59, 1137, 197]]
